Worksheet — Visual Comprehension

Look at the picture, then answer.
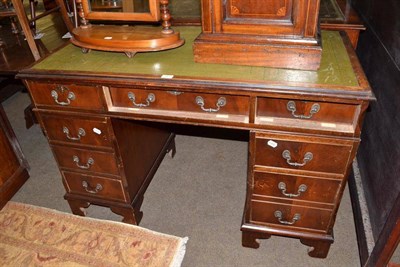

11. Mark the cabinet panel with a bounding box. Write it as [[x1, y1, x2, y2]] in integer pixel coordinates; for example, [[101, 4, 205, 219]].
[[226, 0, 292, 20]]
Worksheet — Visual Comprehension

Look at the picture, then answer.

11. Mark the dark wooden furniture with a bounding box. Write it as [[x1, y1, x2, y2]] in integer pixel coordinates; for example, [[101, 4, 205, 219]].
[[18, 26, 373, 258], [193, 0, 322, 70], [0, 104, 29, 210]]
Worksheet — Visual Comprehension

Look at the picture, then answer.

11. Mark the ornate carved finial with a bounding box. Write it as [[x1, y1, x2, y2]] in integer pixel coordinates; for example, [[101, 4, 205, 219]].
[[160, 0, 173, 34]]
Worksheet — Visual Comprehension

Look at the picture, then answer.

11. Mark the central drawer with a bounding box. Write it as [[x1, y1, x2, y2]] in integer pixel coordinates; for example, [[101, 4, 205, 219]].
[[52, 146, 120, 176], [106, 87, 250, 123]]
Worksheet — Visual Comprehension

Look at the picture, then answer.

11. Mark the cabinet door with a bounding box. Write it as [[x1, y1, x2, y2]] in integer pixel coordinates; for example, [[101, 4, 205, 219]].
[[0, 105, 29, 210]]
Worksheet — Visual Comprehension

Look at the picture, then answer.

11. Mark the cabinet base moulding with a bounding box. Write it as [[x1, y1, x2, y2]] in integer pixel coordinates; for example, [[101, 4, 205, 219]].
[[241, 224, 334, 258]]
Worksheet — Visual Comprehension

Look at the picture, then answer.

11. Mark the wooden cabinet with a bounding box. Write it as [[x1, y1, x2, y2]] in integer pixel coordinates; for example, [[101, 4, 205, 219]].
[[27, 81, 176, 225], [243, 130, 357, 257], [19, 26, 373, 259], [193, 0, 322, 70], [0, 104, 29, 210]]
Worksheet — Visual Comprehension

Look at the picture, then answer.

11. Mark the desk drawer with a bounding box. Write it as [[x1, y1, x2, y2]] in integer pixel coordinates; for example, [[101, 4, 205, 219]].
[[253, 171, 341, 204], [255, 98, 359, 133], [253, 132, 353, 175], [40, 114, 113, 148], [250, 200, 332, 232], [27, 81, 104, 111], [108, 87, 249, 121], [63, 172, 126, 202], [52, 146, 120, 176]]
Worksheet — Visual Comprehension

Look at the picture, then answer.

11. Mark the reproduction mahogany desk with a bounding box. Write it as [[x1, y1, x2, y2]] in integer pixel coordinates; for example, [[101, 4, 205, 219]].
[[18, 27, 374, 258]]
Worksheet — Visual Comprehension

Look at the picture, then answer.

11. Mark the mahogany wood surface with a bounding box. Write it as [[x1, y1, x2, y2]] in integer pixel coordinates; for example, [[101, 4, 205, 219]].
[[18, 27, 373, 258], [0, 104, 29, 210]]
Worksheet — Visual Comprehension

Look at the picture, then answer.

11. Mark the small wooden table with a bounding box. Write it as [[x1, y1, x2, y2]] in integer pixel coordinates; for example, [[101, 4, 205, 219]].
[[19, 26, 374, 259]]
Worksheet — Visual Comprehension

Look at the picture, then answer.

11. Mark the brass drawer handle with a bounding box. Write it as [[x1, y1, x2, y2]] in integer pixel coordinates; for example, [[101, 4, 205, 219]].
[[195, 96, 226, 112], [63, 126, 86, 141], [274, 210, 301, 225], [287, 101, 320, 119], [82, 180, 103, 194], [278, 182, 307, 198], [51, 85, 75, 106], [73, 156, 94, 169], [128, 92, 155, 107], [282, 150, 313, 167]]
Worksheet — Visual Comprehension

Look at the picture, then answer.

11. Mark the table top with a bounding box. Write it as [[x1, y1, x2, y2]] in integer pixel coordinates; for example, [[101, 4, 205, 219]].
[[24, 26, 373, 100]]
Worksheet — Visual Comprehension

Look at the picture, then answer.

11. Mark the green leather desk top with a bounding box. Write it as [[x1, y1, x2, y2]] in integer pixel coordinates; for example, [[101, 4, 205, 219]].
[[32, 27, 361, 89]]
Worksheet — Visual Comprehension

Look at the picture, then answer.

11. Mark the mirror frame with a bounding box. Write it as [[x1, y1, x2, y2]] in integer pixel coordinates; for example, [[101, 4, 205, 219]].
[[81, 0, 161, 21]]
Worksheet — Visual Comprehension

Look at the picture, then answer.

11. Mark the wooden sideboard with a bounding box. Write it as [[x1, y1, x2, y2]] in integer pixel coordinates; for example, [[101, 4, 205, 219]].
[[18, 27, 374, 258]]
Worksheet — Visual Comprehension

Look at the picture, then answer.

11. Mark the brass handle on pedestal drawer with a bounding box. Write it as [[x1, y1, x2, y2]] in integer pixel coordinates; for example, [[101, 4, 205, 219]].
[[73, 156, 94, 169], [282, 150, 313, 167], [287, 101, 320, 119], [127, 92, 155, 107], [274, 210, 301, 225], [195, 96, 226, 112], [278, 182, 307, 198], [82, 180, 102, 194], [63, 127, 86, 141], [51, 86, 75, 106]]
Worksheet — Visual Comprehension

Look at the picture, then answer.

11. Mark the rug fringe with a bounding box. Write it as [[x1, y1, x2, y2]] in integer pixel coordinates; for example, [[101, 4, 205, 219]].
[[170, 236, 189, 267]]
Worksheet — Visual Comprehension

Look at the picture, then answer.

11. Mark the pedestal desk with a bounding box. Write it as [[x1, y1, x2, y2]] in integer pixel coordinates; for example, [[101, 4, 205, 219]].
[[18, 27, 374, 258]]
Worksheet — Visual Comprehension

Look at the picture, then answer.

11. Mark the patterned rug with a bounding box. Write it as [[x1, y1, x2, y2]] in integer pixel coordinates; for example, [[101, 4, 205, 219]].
[[0, 202, 188, 266]]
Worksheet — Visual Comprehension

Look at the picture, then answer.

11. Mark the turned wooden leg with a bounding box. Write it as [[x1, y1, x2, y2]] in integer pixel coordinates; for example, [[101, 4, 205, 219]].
[[242, 231, 271, 248], [67, 199, 90, 216], [300, 238, 333, 258]]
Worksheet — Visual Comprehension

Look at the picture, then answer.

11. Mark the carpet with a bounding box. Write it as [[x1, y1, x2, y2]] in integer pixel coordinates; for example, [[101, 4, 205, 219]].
[[0, 201, 188, 267]]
